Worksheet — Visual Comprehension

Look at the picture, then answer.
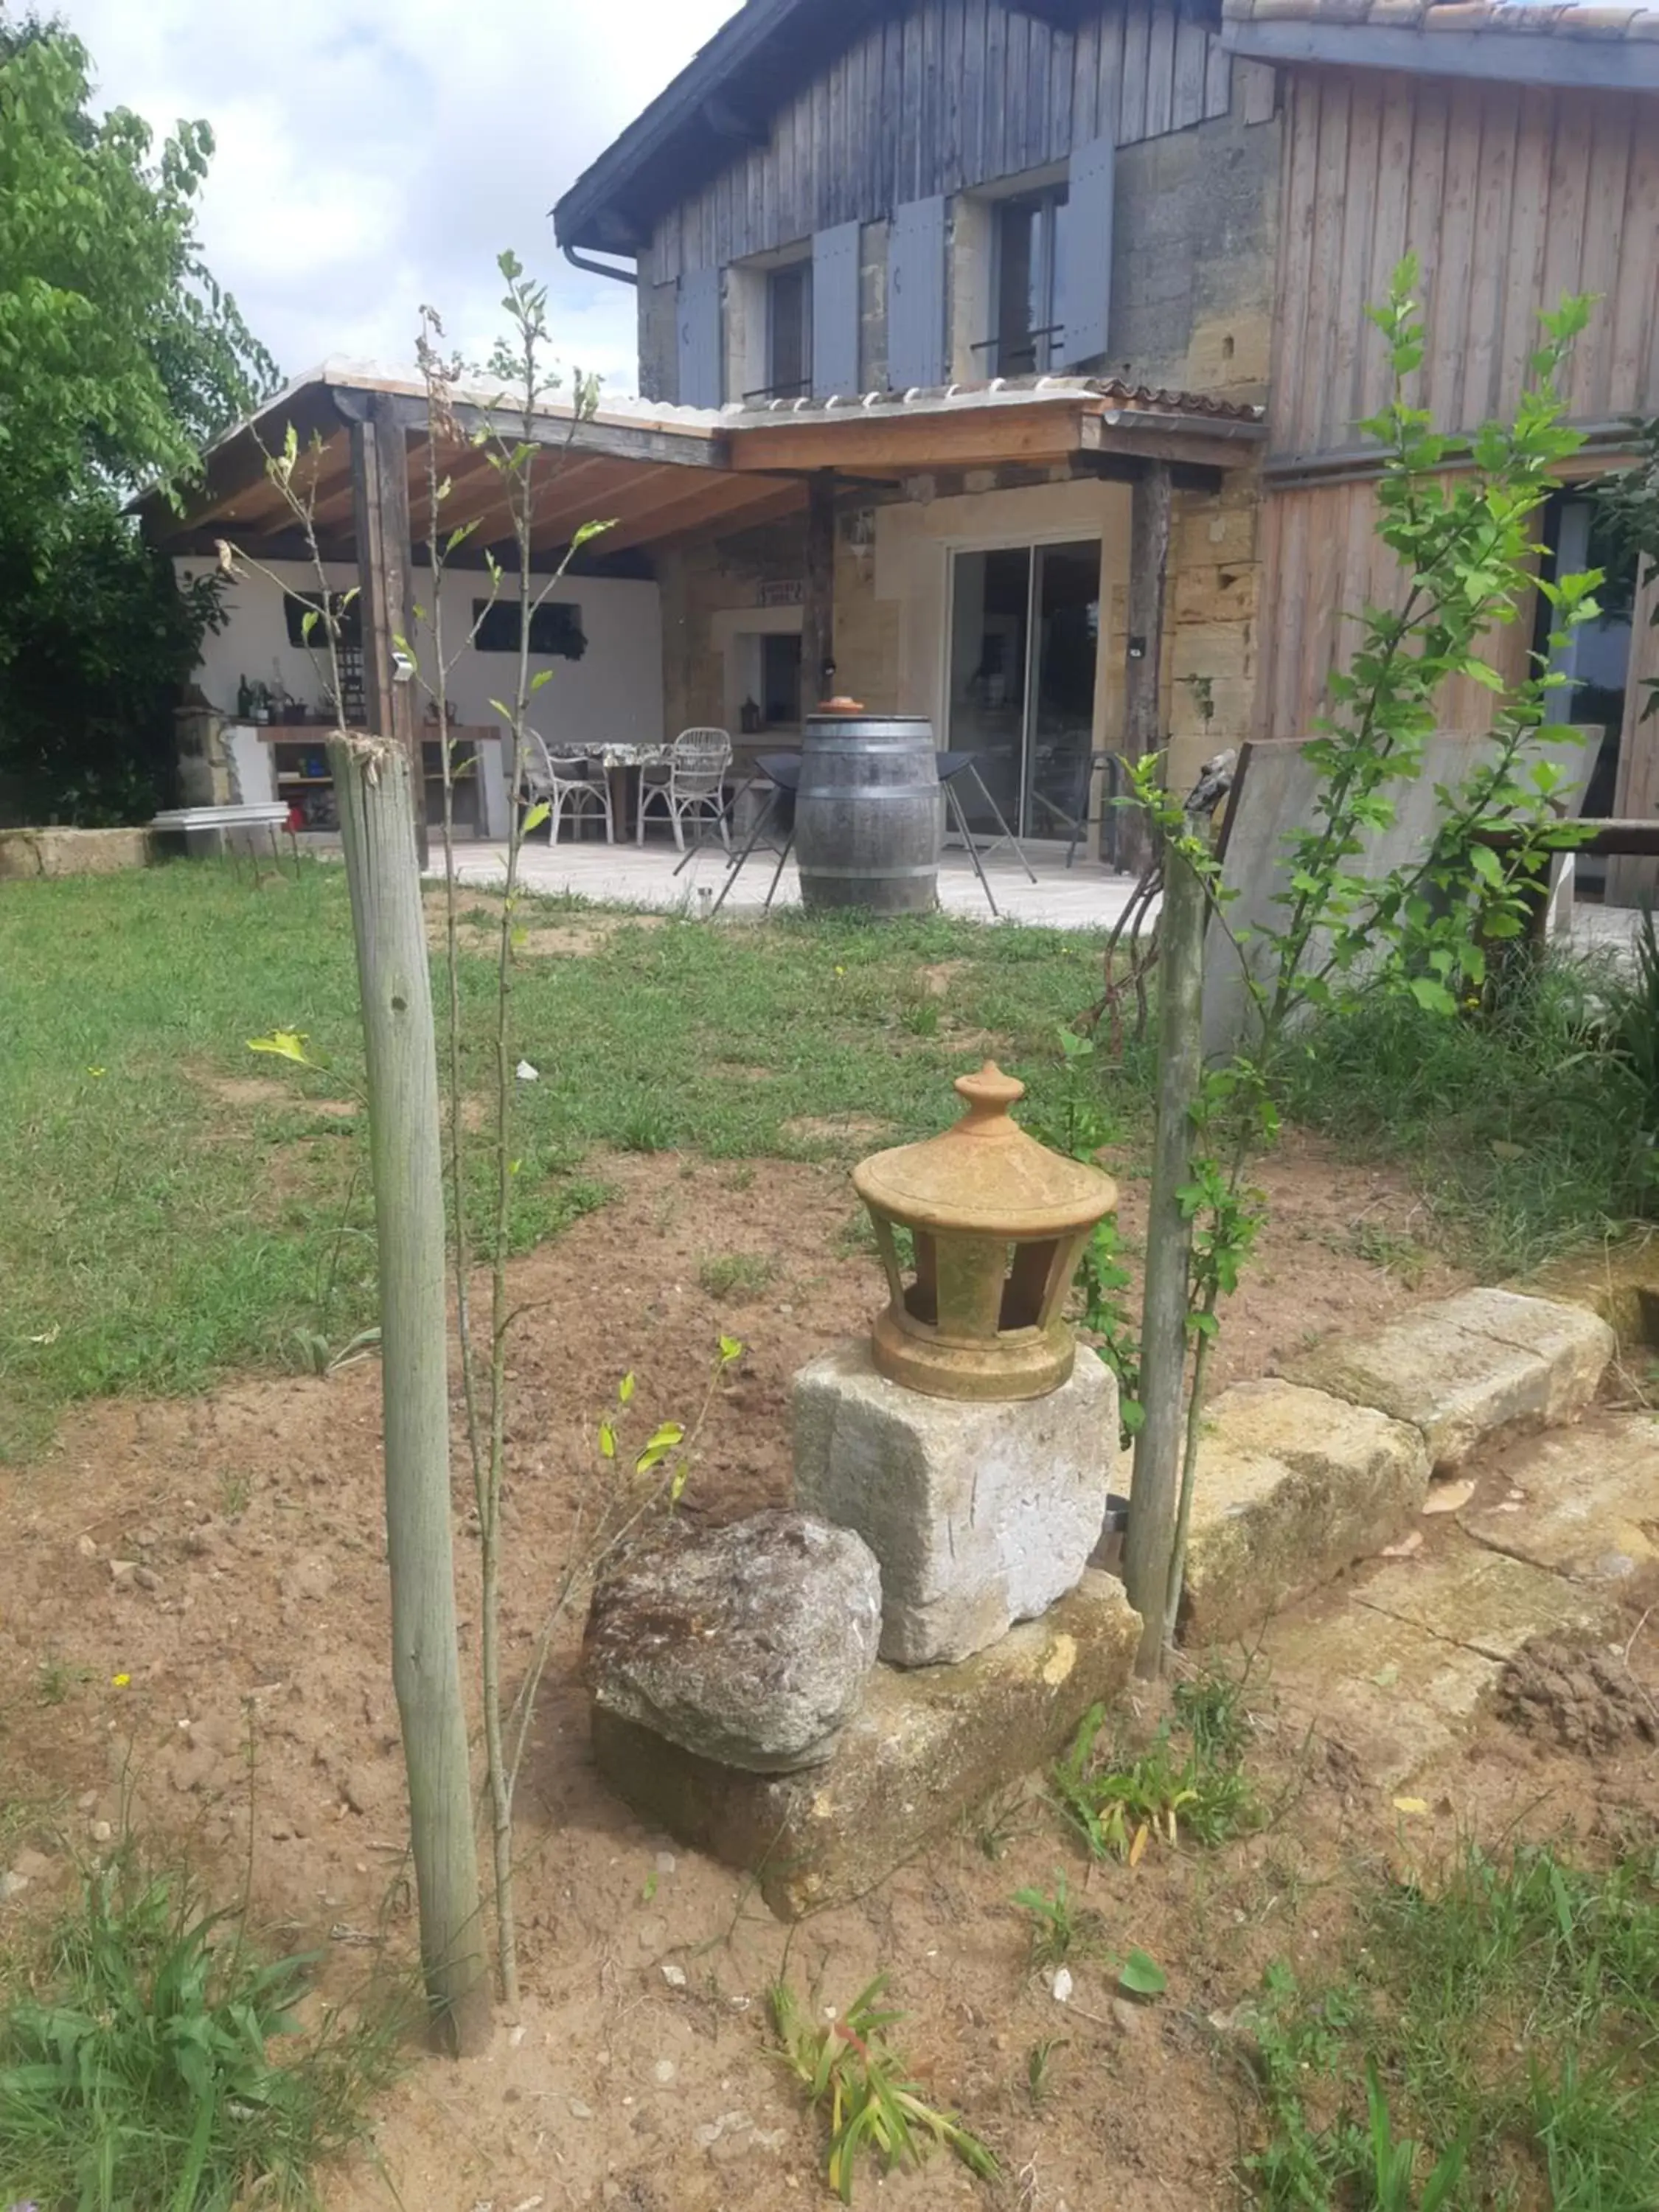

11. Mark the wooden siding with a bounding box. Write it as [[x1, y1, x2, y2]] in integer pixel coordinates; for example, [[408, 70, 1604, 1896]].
[[644, 0, 1245, 283], [1270, 67, 1659, 458], [1255, 476, 1534, 743]]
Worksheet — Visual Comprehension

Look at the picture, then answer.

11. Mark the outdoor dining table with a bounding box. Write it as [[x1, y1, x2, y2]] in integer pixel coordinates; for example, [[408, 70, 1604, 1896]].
[[577, 741, 675, 840]]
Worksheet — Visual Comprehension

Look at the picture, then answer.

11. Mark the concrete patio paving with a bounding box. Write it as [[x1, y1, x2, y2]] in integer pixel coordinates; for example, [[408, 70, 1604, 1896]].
[[442, 834, 1149, 931]]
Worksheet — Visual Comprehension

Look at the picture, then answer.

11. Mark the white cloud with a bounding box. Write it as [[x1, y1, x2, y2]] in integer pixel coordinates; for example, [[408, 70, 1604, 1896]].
[[49, 0, 743, 397]]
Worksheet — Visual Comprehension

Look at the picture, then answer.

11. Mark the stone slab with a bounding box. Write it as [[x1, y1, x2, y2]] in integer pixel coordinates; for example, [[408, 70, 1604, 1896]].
[[1264, 1599, 1504, 1791], [0, 826, 156, 880], [1461, 1416, 1659, 1586], [1353, 1540, 1611, 1663], [792, 1338, 1117, 1666], [1281, 1287, 1614, 1472], [1181, 1379, 1430, 1644], [590, 1571, 1141, 1920]]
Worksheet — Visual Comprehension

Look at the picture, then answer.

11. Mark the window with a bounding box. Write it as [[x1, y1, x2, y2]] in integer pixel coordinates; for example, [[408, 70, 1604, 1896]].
[[766, 260, 813, 399], [991, 186, 1070, 376], [284, 590, 361, 649], [470, 600, 587, 659]]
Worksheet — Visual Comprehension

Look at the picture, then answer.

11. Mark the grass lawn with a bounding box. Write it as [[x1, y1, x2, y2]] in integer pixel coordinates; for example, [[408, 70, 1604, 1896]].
[[0, 859, 1116, 1458], [3, 857, 1652, 1460]]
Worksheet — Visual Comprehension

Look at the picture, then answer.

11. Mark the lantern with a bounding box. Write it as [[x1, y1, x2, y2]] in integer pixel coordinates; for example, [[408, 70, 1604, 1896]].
[[852, 1062, 1117, 1402]]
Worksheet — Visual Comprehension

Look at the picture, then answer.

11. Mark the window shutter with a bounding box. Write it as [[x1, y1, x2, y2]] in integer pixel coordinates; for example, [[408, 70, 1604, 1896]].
[[1057, 132, 1116, 369], [887, 195, 947, 390], [812, 221, 862, 397], [676, 267, 723, 408]]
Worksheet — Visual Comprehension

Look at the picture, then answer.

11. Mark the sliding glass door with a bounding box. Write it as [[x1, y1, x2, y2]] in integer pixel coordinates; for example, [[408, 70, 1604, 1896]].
[[946, 539, 1101, 840]]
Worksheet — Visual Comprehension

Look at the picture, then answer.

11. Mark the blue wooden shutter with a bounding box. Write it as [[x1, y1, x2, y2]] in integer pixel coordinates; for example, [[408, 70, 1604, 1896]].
[[812, 221, 862, 397], [1057, 132, 1116, 369], [887, 195, 947, 389], [676, 267, 723, 408]]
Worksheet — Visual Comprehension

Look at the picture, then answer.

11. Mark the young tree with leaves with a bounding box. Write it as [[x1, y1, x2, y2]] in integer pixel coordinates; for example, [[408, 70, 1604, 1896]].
[[1123, 264, 1601, 1670]]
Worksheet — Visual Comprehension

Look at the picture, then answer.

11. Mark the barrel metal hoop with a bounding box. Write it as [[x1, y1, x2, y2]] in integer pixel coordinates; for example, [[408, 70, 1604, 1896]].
[[797, 861, 942, 880]]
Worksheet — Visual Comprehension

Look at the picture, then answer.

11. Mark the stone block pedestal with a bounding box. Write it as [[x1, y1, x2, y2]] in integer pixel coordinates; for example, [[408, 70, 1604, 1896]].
[[792, 1337, 1118, 1665], [591, 1571, 1142, 1919]]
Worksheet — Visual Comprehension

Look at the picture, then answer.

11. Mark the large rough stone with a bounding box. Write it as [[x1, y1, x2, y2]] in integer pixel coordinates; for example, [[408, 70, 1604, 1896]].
[[582, 1510, 881, 1773], [591, 1571, 1141, 1919], [1461, 1416, 1659, 1586], [792, 1338, 1118, 1666], [1281, 1288, 1614, 1472], [1181, 1380, 1430, 1644]]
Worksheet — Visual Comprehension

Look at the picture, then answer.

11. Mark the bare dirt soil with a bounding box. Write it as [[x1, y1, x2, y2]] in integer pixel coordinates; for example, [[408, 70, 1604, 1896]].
[[13, 1140, 1638, 2212]]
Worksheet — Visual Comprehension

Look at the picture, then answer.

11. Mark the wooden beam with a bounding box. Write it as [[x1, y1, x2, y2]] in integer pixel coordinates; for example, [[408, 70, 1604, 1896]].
[[727, 403, 1092, 475], [137, 386, 345, 546], [587, 472, 805, 555], [349, 391, 425, 866], [728, 403, 1262, 478], [333, 385, 726, 472], [801, 472, 837, 709], [1077, 414, 1264, 473], [1119, 459, 1172, 877], [639, 479, 808, 554]]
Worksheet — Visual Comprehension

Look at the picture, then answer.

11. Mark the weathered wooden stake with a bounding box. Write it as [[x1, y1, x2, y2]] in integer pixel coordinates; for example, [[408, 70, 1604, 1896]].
[[801, 469, 837, 707], [1124, 819, 1206, 1677], [1118, 459, 1172, 877], [345, 390, 428, 869], [330, 730, 491, 2053]]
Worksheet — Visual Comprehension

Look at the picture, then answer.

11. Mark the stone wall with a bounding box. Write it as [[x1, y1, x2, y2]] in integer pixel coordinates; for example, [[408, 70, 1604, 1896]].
[[1106, 107, 1279, 405]]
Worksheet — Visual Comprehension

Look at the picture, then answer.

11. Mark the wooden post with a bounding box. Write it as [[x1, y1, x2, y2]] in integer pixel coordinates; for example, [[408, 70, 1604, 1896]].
[[347, 392, 428, 868], [1123, 817, 1205, 1677], [801, 470, 837, 709], [1116, 460, 1172, 877], [330, 731, 490, 2053]]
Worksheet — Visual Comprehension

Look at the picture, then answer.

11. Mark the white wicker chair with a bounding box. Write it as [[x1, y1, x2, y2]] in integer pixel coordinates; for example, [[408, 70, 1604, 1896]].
[[636, 728, 732, 852], [523, 731, 613, 844]]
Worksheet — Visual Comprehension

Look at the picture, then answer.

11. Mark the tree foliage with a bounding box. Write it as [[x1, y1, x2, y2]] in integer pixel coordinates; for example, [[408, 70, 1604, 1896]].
[[0, 15, 278, 819]]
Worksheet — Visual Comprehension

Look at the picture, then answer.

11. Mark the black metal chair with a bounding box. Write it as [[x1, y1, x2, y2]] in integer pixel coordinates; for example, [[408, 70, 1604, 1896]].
[[934, 750, 1037, 919], [709, 752, 801, 915], [1029, 748, 1129, 869]]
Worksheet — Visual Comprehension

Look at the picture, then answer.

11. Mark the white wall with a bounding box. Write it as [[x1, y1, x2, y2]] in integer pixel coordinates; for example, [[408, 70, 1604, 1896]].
[[178, 557, 664, 835]]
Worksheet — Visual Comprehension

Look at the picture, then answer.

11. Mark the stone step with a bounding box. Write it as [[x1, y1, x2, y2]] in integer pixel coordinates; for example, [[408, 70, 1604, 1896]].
[[1280, 1287, 1614, 1473], [1459, 1413, 1659, 1586], [1180, 1378, 1428, 1644]]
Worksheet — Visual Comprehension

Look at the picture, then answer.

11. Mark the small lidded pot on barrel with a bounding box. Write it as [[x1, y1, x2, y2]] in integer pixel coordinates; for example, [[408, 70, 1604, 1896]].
[[852, 1062, 1118, 1402]]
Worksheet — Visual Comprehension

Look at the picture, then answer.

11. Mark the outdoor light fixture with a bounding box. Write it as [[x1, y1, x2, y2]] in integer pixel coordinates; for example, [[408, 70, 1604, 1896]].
[[852, 1063, 1116, 1401]]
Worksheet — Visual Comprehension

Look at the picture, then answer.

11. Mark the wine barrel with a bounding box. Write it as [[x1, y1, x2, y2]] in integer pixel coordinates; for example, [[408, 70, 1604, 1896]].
[[796, 709, 940, 914]]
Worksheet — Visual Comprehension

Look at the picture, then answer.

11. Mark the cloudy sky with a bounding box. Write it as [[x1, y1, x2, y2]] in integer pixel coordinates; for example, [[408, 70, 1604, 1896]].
[[52, 0, 743, 400]]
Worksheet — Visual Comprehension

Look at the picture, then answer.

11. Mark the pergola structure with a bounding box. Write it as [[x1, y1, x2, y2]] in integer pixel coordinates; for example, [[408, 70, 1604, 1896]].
[[138, 364, 1264, 834]]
